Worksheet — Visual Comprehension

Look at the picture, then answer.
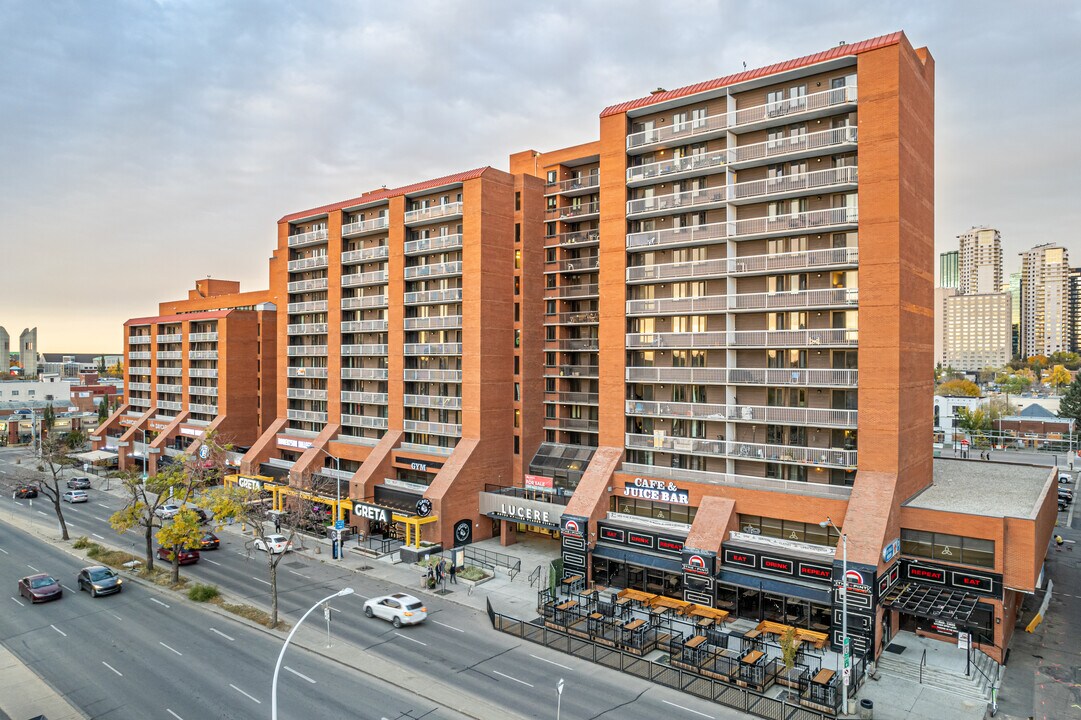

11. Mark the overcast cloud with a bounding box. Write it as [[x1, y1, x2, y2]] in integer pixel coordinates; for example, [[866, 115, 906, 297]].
[[1, 0, 1078, 352]]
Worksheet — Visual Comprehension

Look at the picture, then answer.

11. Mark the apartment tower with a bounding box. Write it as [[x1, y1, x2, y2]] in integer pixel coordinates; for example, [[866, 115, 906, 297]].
[[938, 250, 958, 289], [957, 227, 1002, 295], [1020, 243, 1071, 357]]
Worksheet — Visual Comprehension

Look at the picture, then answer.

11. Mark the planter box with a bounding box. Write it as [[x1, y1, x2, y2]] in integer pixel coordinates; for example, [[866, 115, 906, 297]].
[[460, 573, 492, 587]]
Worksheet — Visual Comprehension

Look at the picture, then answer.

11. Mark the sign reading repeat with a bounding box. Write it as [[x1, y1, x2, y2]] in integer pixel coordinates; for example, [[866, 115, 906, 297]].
[[623, 477, 689, 505]]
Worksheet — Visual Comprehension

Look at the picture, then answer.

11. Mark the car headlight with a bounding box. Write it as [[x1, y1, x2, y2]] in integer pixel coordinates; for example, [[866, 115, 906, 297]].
[[92, 584, 104, 590], [116, 579, 123, 585]]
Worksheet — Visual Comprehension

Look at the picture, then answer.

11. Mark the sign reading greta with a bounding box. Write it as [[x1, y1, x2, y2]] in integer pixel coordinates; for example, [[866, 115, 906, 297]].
[[622, 477, 689, 505]]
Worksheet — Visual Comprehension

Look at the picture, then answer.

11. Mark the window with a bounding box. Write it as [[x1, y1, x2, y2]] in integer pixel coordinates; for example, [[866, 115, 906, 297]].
[[900, 529, 995, 568], [513, 435, 520, 455], [513, 356, 519, 375], [515, 192, 521, 211], [546, 170, 557, 184], [514, 303, 520, 322], [515, 223, 521, 243], [514, 409, 520, 428], [611, 496, 696, 525], [514, 329, 520, 347], [514, 277, 520, 295], [739, 515, 839, 547], [514, 383, 520, 401], [514, 249, 521, 269]]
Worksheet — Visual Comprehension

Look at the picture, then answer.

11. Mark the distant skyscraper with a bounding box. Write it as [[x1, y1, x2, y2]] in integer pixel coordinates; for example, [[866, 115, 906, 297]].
[[19, 327, 37, 377], [1020, 244, 1071, 358], [1004, 271, 1022, 359], [1070, 267, 1081, 353], [934, 287, 956, 365], [939, 250, 959, 289], [0, 326, 8, 376], [958, 227, 1002, 295], [943, 293, 1012, 371]]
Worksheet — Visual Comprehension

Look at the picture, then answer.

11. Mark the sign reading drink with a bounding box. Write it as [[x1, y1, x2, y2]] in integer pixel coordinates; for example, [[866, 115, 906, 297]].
[[623, 477, 689, 505]]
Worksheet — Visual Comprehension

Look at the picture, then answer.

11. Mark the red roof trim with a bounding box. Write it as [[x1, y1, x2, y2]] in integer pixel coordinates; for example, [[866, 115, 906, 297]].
[[600, 32, 903, 118], [278, 166, 490, 224], [124, 309, 233, 327]]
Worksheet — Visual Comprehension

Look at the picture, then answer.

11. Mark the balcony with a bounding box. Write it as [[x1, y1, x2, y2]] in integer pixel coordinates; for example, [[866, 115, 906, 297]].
[[726, 286, 858, 312], [286, 345, 327, 357], [342, 414, 389, 430], [553, 338, 599, 352], [405, 288, 463, 305], [627, 221, 726, 251], [341, 391, 388, 405], [544, 311, 599, 326], [403, 419, 462, 437], [341, 319, 388, 333], [546, 364, 599, 378], [341, 245, 389, 264], [342, 270, 388, 288], [626, 366, 726, 384], [129, 351, 151, 361], [626, 186, 726, 219], [620, 462, 851, 499], [404, 394, 462, 410], [156, 334, 182, 344], [627, 113, 728, 154], [341, 216, 389, 237], [129, 397, 152, 408], [287, 366, 328, 379], [729, 207, 858, 242], [156, 367, 182, 377], [188, 368, 218, 378], [288, 300, 328, 314], [550, 283, 599, 299], [728, 126, 858, 170], [626, 152, 726, 187], [404, 202, 463, 226], [545, 392, 599, 406], [188, 385, 218, 396], [726, 367, 858, 388], [287, 409, 328, 424], [545, 174, 600, 196], [189, 403, 218, 415], [287, 278, 329, 294], [404, 234, 463, 256], [341, 294, 387, 310], [545, 255, 599, 274], [288, 255, 330, 272], [726, 403, 857, 428], [287, 229, 329, 248], [626, 331, 726, 349], [625, 433, 856, 468], [158, 400, 183, 412], [545, 417, 598, 432], [188, 332, 218, 343], [728, 246, 859, 276], [398, 442, 454, 457], [547, 229, 599, 248], [288, 388, 329, 401], [403, 315, 462, 331], [128, 366, 151, 376], [156, 351, 182, 360], [342, 344, 388, 356], [288, 323, 329, 335], [156, 384, 183, 394], [546, 201, 599, 221], [626, 295, 728, 316], [728, 166, 858, 206], [404, 261, 462, 280], [128, 336, 151, 345], [341, 367, 389, 380], [404, 368, 462, 382], [626, 400, 726, 420], [727, 328, 858, 347], [626, 257, 726, 283], [404, 342, 462, 356], [189, 350, 219, 360], [729, 85, 858, 135], [128, 382, 151, 392]]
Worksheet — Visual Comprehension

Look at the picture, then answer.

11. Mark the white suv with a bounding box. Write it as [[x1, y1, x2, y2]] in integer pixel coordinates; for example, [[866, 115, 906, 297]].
[[363, 593, 428, 627], [253, 534, 293, 554], [62, 490, 89, 503], [155, 504, 181, 519]]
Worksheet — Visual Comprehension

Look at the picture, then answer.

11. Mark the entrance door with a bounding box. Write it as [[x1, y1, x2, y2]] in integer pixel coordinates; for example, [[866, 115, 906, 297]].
[[882, 610, 893, 645]]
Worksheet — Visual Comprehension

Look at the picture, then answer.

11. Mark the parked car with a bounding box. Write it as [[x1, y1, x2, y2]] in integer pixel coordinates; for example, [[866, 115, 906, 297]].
[[18, 574, 63, 603], [195, 532, 219, 550], [155, 504, 182, 519], [156, 546, 200, 565], [192, 508, 209, 524], [14, 485, 38, 499], [62, 490, 89, 504], [77, 566, 123, 597], [363, 593, 427, 627], [1060, 499, 1070, 512], [66, 477, 92, 489], [1058, 489, 1073, 504], [253, 534, 293, 554], [1059, 473, 1073, 485]]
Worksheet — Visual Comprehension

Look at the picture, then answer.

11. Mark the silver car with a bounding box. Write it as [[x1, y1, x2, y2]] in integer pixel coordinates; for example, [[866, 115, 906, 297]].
[[363, 593, 428, 627]]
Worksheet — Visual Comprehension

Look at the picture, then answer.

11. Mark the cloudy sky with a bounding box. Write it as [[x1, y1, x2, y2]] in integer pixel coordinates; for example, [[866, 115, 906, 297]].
[[1, 0, 1078, 352]]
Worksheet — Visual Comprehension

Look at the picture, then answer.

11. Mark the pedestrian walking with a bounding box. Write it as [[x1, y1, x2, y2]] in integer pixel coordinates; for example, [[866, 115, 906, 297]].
[[449, 562, 458, 584], [437, 557, 447, 583]]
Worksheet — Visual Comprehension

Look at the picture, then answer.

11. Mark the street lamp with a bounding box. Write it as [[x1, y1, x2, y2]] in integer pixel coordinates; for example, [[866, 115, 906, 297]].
[[140, 427, 148, 482], [272, 587, 354, 720], [820, 516, 851, 715], [314, 446, 343, 560]]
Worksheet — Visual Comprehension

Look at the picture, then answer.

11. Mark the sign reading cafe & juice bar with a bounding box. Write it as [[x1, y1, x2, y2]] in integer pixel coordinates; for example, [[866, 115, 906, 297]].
[[624, 478, 689, 505]]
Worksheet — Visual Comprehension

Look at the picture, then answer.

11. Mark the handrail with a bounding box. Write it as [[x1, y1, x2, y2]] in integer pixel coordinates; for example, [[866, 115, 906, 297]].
[[919, 648, 927, 685], [509, 559, 522, 580], [529, 564, 544, 589]]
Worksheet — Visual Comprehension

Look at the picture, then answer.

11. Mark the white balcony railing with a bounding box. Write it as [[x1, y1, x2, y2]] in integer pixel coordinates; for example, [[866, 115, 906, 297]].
[[545, 417, 599, 432], [627, 221, 727, 250], [625, 366, 727, 384], [728, 166, 858, 204], [545, 392, 599, 405], [728, 246, 859, 275], [288, 300, 328, 314], [341, 270, 388, 288], [156, 367, 182, 377], [626, 295, 728, 315], [188, 403, 218, 415], [287, 388, 328, 401], [156, 384, 183, 394], [287, 228, 328, 247], [729, 207, 857, 241], [726, 367, 858, 387], [726, 287, 858, 312], [188, 332, 218, 343], [550, 283, 599, 299], [288, 255, 330, 272], [546, 255, 599, 274], [341, 216, 389, 237], [188, 385, 218, 396], [156, 334, 182, 344], [158, 400, 183, 412], [288, 323, 329, 335], [627, 186, 726, 217], [341, 391, 389, 405], [728, 126, 858, 167], [403, 419, 462, 437], [547, 201, 600, 221], [405, 288, 463, 305], [286, 345, 327, 357], [156, 351, 182, 360], [404, 202, 463, 225], [403, 368, 462, 382], [189, 350, 219, 360], [341, 344, 388, 356], [403, 315, 462, 331], [626, 400, 726, 420], [625, 433, 857, 468], [341, 319, 388, 333], [287, 409, 328, 424], [554, 338, 599, 351], [341, 245, 389, 264], [128, 366, 151, 376], [287, 366, 329, 378], [128, 397, 152, 408], [341, 414, 389, 429], [627, 257, 726, 283], [725, 403, 857, 428], [544, 311, 600, 325], [128, 336, 151, 345], [404, 394, 462, 410], [341, 367, 388, 380], [626, 328, 858, 349], [620, 462, 852, 499], [288, 277, 329, 294], [404, 234, 463, 256], [128, 382, 151, 392], [626, 152, 726, 184], [404, 342, 462, 356], [398, 442, 455, 457], [403, 261, 462, 280], [128, 351, 151, 361], [545, 174, 600, 195], [547, 229, 600, 248], [341, 294, 387, 310], [627, 113, 729, 151]]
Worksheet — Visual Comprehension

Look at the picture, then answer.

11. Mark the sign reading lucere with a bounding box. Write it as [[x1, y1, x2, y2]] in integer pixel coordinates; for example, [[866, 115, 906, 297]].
[[623, 478, 689, 505]]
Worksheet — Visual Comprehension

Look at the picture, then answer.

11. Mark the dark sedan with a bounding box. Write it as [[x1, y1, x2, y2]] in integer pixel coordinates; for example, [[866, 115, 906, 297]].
[[14, 485, 38, 499], [77, 566, 123, 597], [18, 574, 63, 603], [66, 477, 92, 489], [156, 546, 200, 565], [195, 532, 219, 550]]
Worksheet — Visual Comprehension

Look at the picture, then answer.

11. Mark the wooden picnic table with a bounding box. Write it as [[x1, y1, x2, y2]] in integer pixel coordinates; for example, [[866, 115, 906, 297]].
[[555, 600, 578, 611], [589, 611, 603, 620], [812, 668, 835, 685], [623, 618, 645, 632], [689, 605, 730, 622], [697, 617, 715, 629], [561, 574, 583, 585], [685, 635, 708, 649], [741, 650, 765, 665], [745, 629, 762, 640], [617, 588, 657, 604]]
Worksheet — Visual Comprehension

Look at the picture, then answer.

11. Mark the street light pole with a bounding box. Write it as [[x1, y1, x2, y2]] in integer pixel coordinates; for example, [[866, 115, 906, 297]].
[[821, 517, 850, 714], [316, 446, 343, 560], [141, 427, 148, 482], [272, 587, 354, 720]]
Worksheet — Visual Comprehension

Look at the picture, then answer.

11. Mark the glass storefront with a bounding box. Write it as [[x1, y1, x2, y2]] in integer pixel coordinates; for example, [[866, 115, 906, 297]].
[[593, 557, 683, 597], [719, 583, 830, 630]]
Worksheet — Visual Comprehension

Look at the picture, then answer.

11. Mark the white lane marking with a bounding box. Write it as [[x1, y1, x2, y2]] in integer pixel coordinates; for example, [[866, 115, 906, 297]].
[[394, 632, 427, 646], [0, 547, 8, 554], [150, 597, 170, 608], [11, 596, 24, 606], [203, 558, 222, 566], [530, 653, 573, 670], [51, 625, 67, 637], [159, 641, 182, 656], [661, 699, 714, 718], [26, 564, 39, 572], [493, 670, 533, 687], [14, 501, 24, 506], [433, 620, 464, 633], [287, 570, 310, 579], [210, 627, 234, 642], [36, 510, 47, 516], [93, 516, 108, 522], [92, 533, 105, 539], [96, 503, 110, 509], [110, 613, 122, 621], [229, 684, 261, 704], [166, 710, 184, 720], [102, 661, 123, 676], [284, 666, 317, 684], [61, 584, 75, 593], [67, 507, 78, 513], [251, 577, 271, 586]]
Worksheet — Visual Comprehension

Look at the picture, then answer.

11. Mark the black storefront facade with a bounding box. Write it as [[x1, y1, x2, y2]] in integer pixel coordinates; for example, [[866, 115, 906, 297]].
[[591, 517, 689, 597]]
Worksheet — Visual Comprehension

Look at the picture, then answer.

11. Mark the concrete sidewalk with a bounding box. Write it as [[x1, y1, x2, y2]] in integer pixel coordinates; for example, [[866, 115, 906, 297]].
[[0, 639, 86, 720]]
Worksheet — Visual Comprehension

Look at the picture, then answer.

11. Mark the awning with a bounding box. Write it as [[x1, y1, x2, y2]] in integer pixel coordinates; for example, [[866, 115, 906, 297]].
[[592, 543, 683, 573], [881, 582, 980, 625], [73, 450, 118, 463], [717, 569, 833, 605]]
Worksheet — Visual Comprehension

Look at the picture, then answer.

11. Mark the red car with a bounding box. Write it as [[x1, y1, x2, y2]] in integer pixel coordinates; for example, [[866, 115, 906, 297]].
[[156, 546, 200, 565], [19, 574, 63, 603]]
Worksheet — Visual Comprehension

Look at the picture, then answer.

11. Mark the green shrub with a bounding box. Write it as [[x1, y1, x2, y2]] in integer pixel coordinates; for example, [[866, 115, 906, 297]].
[[188, 584, 220, 602], [72, 536, 91, 549], [86, 544, 104, 559], [458, 565, 490, 582]]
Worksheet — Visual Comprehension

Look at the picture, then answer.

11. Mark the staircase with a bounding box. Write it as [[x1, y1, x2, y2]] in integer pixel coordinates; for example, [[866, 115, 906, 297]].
[[875, 648, 1000, 703]]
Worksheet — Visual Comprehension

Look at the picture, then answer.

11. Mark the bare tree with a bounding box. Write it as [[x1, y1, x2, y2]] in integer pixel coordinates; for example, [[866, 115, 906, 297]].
[[35, 434, 77, 540]]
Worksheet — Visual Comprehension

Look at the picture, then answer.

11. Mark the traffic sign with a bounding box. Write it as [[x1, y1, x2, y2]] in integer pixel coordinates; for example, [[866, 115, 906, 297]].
[[335, 519, 345, 530], [843, 667, 851, 680]]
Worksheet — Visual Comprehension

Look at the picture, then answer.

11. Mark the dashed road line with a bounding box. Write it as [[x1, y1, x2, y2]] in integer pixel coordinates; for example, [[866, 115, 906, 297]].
[[149, 597, 170, 608], [203, 558, 222, 566], [166, 710, 184, 720], [661, 699, 714, 718], [284, 666, 317, 684], [61, 584, 75, 593], [394, 632, 427, 646], [229, 684, 261, 704], [51, 625, 67, 637], [210, 627, 234, 642], [492, 670, 533, 687], [36, 510, 47, 516], [26, 564, 39, 572], [433, 620, 464, 633], [287, 570, 311, 579], [0, 547, 8, 554], [92, 533, 105, 540], [159, 641, 183, 656], [102, 661, 123, 676], [530, 653, 573, 670], [96, 503, 110, 509], [251, 577, 271, 586], [109, 612, 122, 621], [11, 597, 24, 606]]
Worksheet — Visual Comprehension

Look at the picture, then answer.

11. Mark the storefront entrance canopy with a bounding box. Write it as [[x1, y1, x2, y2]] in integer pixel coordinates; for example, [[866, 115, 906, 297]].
[[73, 450, 118, 463], [881, 582, 980, 625]]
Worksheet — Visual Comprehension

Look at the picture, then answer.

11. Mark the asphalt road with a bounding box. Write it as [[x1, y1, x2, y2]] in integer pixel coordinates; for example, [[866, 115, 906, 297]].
[[0, 448, 748, 720]]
